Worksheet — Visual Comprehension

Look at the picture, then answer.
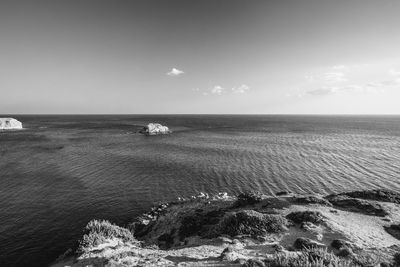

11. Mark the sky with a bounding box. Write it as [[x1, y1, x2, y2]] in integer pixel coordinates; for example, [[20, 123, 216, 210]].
[[1, 0, 400, 114]]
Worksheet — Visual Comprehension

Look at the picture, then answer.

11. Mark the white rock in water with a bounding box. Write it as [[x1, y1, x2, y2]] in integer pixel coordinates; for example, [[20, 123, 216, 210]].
[[0, 118, 23, 130], [140, 123, 170, 135]]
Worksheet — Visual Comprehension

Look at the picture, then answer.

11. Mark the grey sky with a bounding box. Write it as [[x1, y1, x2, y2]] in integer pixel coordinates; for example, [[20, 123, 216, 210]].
[[1, 0, 400, 114]]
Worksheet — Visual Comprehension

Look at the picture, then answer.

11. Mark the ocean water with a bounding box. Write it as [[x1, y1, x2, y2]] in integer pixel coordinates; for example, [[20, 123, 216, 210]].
[[1, 115, 400, 266]]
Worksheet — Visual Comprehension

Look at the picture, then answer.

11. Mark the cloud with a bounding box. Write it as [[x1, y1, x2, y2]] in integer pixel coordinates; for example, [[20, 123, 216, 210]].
[[232, 84, 250, 94], [332, 65, 346, 70], [304, 64, 370, 84], [304, 75, 315, 82], [364, 82, 385, 93], [342, 84, 364, 93], [306, 87, 337, 96], [305, 83, 385, 97], [389, 69, 400, 76], [323, 72, 347, 83], [197, 84, 250, 96], [331, 64, 369, 71], [211, 85, 224, 95], [298, 63, 398, 97], [167, 68, 184, 76]]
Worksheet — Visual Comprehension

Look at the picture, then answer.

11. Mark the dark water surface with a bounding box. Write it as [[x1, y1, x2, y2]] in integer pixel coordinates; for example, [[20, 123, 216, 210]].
[[1, 115, 400, 266]]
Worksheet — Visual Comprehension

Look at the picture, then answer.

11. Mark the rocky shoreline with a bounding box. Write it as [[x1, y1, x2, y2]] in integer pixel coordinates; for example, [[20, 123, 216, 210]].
[[53, 190, 400, 267]]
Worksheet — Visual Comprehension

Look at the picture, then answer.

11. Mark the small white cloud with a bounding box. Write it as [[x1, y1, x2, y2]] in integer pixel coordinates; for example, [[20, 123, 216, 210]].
[[286, 92, 304, 98], [306, 87, 338, 96], [304, 75, 315, 82], [167, 68, 184, 76], [211, 85, 224, 95], [331, 64, 369, 71], [342, 84, 364, 93], [389, 69, 400, 76], [232, 84, 250, 94], [332, 65, 346, 70], [323, 72, 347, 83], [364, 82, 385, 93]]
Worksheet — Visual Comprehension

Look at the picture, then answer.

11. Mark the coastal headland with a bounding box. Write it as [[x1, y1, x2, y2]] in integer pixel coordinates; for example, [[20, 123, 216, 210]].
[[53, 190, 400, 267]]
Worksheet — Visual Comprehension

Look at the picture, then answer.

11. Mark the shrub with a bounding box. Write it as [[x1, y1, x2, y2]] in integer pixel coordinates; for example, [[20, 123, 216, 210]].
[[263, 247, 353, 267], [330, 239, 351, 250], [393, 253, 400, 267], [218, 210, 288, 237], [157, 232, 174, 249], [243, 259, 266, 266], [236, 191, 264, 206], [179, 215, 204, 239], [287, 211, 325, 225], [384, 224, 400, 240], [78, 219, 136, 252], [179, 209, 225, 240], [293, 237, 324, 250]]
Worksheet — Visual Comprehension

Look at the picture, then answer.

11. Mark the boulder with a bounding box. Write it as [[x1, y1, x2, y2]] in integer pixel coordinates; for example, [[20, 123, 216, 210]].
[[219, 246, 244, 262], [0, 118, 22, 130], [139, 123, 170, 135]]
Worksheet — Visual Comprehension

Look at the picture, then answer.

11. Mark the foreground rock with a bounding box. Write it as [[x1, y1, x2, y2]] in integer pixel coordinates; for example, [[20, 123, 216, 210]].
[[139, 123, 171, 135], [0, 118, 22, 130], [53, 189, 400, 267]]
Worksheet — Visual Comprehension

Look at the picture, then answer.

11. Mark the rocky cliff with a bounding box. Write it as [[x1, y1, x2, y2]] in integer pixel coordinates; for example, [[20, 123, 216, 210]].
[[53, 190, 400, 267]]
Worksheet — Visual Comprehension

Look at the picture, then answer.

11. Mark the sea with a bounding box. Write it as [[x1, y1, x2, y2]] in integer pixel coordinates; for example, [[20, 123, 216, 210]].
[[1, 115, 400, 266]]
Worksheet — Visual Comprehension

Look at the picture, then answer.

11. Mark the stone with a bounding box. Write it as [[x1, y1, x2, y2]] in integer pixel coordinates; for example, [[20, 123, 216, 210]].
[[273, 244, 284, 252], [219, 246, 243, 261], [0, 118, 22, 130]]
